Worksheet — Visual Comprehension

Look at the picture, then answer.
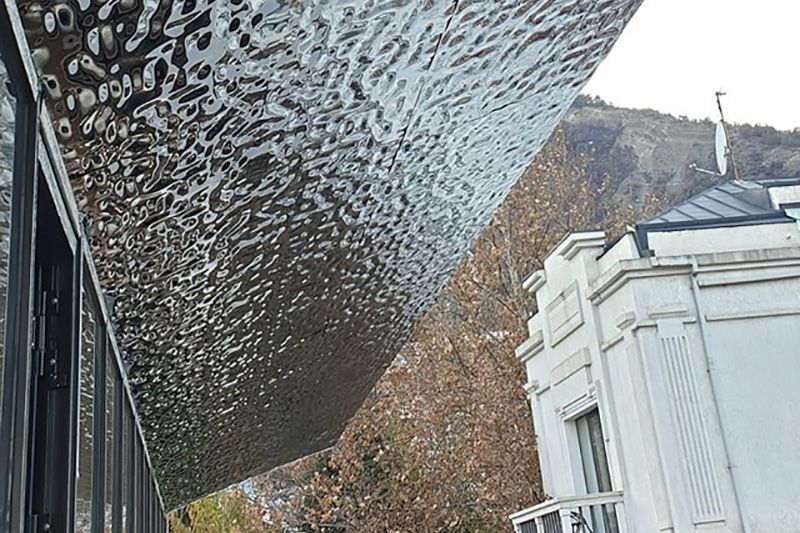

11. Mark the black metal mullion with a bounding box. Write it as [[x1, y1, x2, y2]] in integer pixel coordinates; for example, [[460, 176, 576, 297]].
[[126, 410, 135, 533], [91, 316, 107, 533], [143, 466, 150, 533], [112, 369, 123, 532], [145, 479, 150, 533], [0, 23, 39, 533], [137, 444, 144, 533], [64, 231, 83, 533], [150, 480, 156, 532], [152, 480, 157, 532], [142, 444, 146, 533]]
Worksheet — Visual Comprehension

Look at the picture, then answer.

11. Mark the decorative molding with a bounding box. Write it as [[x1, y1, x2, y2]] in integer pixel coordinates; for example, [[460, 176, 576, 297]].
[[523, 381, 540, 395], [628, 317, 697, 331], [523, 269, 547, 293], [600, 332, 624, 352], [516, 329, 545, 363], [615, 311, 636, 330], [705, 307, 800, 322], [546, 282, 584, 347], [658, 325, 724, 522], [589, 249, 800, 305], [648, 304, 690, 320], [551, 348, 591, 386], [697, 267, 800, 287], [556, 231, 607, 260], [588, 261, 691, 305], [558, 388, 597, 420]]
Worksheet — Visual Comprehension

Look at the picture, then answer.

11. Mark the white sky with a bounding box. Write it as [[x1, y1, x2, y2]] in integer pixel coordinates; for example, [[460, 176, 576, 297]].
[[583, 0, 800, 130]]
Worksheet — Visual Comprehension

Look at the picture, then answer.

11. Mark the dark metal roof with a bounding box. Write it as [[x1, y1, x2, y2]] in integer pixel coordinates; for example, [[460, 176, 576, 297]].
[[643, 180, 778, 225], [634, 178, 800, 255]]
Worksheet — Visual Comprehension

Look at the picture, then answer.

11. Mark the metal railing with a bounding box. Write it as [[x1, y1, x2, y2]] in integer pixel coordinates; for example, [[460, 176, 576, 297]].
[[510, 491, 625, 533]]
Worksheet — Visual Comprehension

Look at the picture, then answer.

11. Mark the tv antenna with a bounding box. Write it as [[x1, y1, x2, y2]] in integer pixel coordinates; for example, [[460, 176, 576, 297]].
[[690, 91, 742, 181]]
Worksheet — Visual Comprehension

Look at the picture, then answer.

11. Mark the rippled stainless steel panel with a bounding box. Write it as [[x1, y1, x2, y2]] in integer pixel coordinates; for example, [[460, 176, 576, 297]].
[[19, 0, 641, 506]]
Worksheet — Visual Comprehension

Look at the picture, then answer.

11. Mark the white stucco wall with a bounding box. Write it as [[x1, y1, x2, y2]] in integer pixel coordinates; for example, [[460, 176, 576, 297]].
[[698, 275, 800, 533], [648, 222, 799, 258], [517, 219, 800, 533]]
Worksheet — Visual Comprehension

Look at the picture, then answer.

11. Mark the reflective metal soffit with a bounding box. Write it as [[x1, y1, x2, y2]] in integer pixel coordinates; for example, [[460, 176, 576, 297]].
[[18, 0, 642, 507]]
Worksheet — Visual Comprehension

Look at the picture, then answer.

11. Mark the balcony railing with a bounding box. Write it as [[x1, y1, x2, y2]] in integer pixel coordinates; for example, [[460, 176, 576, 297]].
[[510, 491, 625, 533]]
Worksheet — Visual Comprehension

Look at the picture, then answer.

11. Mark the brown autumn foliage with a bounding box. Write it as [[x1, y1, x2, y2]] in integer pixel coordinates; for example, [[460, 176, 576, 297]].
[[172, 127, 663, 532], [167, 487, 264, 532]]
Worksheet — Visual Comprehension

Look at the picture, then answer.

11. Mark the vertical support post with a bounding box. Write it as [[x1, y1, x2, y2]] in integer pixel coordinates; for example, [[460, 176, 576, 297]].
[[126, 411, 135, 533], [560, 507, 572, 532], [66, 230, 84, 533], [91, 304, 106, 533], [0, 16, 39, 529], [112, 371, 123, 532], [616, 501, 629, 533]]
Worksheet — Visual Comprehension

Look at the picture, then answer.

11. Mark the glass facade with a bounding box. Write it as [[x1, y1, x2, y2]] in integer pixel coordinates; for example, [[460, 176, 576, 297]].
[[0, 35, 16, 419], [0, 9, 167, 532], [121, 407, 130, 533], [76, 294, 97, 532], [104, 350, 115, 532]]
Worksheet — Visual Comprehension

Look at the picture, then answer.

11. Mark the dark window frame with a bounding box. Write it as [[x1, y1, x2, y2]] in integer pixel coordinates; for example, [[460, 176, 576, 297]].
[[24, 176, 80, 533], [0, 5, 167, 532], [136, 441, 144, 533], [112, 372, 123, 533], [126, 408, 136, 533], [100, 340, 118, 533], [0, 6, 41, 532]]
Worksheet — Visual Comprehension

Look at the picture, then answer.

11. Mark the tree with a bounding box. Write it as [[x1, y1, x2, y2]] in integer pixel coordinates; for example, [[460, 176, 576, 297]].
[[168, 488, 265, 533]]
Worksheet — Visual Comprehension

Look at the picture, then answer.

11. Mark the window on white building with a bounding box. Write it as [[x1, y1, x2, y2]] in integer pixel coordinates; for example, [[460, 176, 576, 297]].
[[576, 408, 612, 494], [575, 408, 619, 533]]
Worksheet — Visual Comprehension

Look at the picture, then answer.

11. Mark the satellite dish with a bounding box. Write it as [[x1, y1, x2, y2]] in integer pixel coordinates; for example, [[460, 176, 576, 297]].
[[715, 121, 728, 176]]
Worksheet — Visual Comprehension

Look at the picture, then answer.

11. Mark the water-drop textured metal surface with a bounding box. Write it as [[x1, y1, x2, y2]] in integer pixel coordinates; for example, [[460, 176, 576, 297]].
[[19, 0, 642, 506]]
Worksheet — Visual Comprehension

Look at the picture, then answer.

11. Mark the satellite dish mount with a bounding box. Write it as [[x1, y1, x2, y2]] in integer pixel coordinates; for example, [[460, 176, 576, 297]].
[[690, 91, 742, 181]]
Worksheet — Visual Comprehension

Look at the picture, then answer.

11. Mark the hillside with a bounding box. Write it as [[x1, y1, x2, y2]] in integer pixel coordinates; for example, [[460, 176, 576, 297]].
[[565, 95, 800, 204]]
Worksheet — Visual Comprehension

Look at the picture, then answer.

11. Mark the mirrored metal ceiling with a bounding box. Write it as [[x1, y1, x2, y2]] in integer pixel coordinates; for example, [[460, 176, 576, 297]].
[[18, 0, 642, 507]]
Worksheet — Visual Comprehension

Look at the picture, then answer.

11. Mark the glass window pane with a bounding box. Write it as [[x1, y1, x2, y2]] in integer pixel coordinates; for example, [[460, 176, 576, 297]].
[[587, 409, 613, 492], [576, 408, 612, 493], [128, 431, 140, 533], [121, 406, 130, 533], [577, 414, 599, 493], [576, 409, 619, 533], [76, 294, 97, 532], [150, 482, 156, 532], [0, 35, 17, 417], [137, 442, 144, 531], [144, 471, 151, 530], [104, 352, 115, 532]]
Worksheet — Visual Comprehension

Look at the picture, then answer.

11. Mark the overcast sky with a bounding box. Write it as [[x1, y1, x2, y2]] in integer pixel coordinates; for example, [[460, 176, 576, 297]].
[[583, 0, 799, 131]]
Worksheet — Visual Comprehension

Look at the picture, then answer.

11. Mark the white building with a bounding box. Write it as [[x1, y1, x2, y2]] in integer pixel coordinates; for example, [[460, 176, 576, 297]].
[[510, 179, 800, 533]]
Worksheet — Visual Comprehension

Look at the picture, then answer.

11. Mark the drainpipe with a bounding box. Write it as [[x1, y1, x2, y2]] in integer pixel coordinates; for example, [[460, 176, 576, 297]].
[[687, 257, 750, 533]]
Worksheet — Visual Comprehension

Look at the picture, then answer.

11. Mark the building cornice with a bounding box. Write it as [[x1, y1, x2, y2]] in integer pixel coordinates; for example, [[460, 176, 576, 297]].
[[589, 246, 800, 305], [556, 231, 607, 260], [522, 269, 546, 293], [588, 260, 690, 305], [516, 329, 545, 363], [705, 307, 800, 323]]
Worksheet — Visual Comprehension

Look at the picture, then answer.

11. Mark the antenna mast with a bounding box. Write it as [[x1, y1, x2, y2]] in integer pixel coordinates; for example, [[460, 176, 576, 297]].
[[715, 91, 742, 182]]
